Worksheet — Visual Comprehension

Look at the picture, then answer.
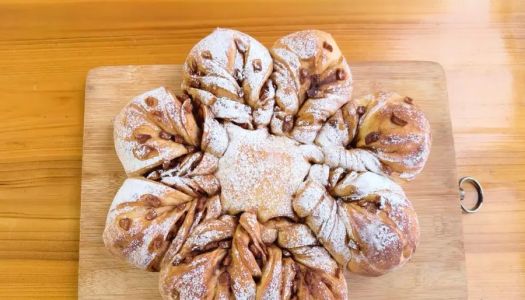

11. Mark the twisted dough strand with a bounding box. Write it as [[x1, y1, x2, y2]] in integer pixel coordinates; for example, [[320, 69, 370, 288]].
[[317, 92, 431, 180], [103, 178, 195, 271], [182, 28, 273, 128], [293, 172, 420, 276], [270, 30, 353, 143]]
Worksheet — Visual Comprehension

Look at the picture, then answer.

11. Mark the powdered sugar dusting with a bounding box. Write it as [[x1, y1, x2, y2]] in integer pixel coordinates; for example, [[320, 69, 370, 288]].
[[317, 200, 352, 266], [104, 178, 184, 269], [114, 87, 187, 175], [169, 250, 225, 300], [184, 28, 273, 116], [293, 181, 352, 266], [376, 132, 430, 173], [323, 146, 384, 175], [272, 60, 300, 114], [280, 31, 318, 59], [337, 171, 404, 200], [217, 124, 311, 222], [292, 91, 351, 144], [356, 91, 431, 179], [271, 30, 353, 144], [105, 28, 431, 296], [183, 217, 235, 252], [242, 36, 273, 109], [277, 224, 318, 248], [175, 263, 207, 299], [290, 246, 338, 276], [271, 48, 301, 92], [293, 180, 325, 218], [200, 75, 240, 100], [125, 213, 175, 269], [315, 110, 349, 147], [109, 178, 171, 211], [333, 171, 411, 229], [299, 144, 324, 163], [201, 112, 228, 157], [360, 220, 399, 252], [257, 247, 282, 300], [210, 97, 252, 124], [190, 28, 237, 69], [307, 164, 329, 186]]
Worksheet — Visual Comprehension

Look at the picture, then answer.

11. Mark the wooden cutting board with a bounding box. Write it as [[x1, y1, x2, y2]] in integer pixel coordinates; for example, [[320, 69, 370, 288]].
[[79, 62, 467, 299]]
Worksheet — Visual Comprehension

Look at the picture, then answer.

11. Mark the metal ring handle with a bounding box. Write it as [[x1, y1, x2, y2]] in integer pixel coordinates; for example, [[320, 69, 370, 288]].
[[459, 176, 483, 213]]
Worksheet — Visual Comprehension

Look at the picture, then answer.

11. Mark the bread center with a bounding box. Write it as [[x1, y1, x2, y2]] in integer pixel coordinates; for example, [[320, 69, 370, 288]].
[[216, 124, 311, 222]]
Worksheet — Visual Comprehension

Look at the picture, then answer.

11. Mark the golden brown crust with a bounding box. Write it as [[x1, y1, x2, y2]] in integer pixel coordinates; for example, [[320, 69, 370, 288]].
[[200, 105, 229, 157], [354, 92, 431, 180], [216, 124, 311, 222], [315, 97, 367, 148], [159, 248, 227, 300], [294, 173, 420, 277], [102, 178, 194, 271], [182, 28, 273, 128], [158, 212, 347, 300], [256, 246, 283, 300], [170, 215, 237, 266], [228, 213, 264, 299], [270, 30, 353, 143], [160, 198, 200, 268], [316, 92, 431, 180], [296, 264, 348, 300], [113, 87, 196, 175]]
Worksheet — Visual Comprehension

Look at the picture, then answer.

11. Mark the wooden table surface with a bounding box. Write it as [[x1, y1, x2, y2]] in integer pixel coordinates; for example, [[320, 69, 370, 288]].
[[0, 0, 523, 299]]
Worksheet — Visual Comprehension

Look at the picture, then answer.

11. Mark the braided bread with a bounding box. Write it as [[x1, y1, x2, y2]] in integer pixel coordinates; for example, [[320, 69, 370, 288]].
[[113, 87, 201, 175], [104, 28, 432, 299], [270, 30, 353, 143], [354, 92, 431, 179], [317, 92, 431, 179], [294, 172, 419, 276], [182, 28, 273, 128], [103, 178, 193, 271]]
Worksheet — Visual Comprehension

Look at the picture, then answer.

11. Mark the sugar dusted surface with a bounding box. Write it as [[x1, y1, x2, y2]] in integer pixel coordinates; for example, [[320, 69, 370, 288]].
[[185, 28, 272, 112], [170, 251, 224, 300], [210, 97, 252, 124], [114, 87, 187, 175], [257, 247, 282, 300], [340, 171, 404, 200], [189, 28, 242, 75], [82, 57, 454, 300], [124, 213, 174, 269], [293, 180, 325, 218], [323, 146, 384, 175], [109, 178, 172, 211], [202, 114, 228, 157], [217, 124, 311, 222], [105, 32, 430, 298], [277, 223, 318, 248], [280, 31, 318, 60], [105, 178, 179, 269], [291, 246, 338, 276], [296, 181, 352, 266], [359, 219, 400, 252], [307, 164, 329, 186], [356, 92, 432, 179]]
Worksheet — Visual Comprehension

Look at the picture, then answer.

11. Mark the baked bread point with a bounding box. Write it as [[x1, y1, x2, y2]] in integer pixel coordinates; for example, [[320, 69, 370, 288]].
[[113, 87, 200, 176]]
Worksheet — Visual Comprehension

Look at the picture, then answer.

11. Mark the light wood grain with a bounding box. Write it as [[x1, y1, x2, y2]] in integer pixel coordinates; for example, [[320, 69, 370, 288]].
[[1, 1, 524, 299], [79, 62, 466, 299]]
